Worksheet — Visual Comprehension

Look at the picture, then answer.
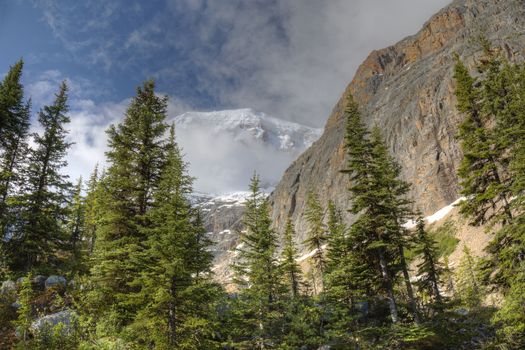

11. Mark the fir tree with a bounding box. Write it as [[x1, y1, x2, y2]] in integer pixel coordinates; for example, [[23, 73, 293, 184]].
[[88, 80, 168, 331], [83, 165, 101, 256], [455, 245, 482, 308], [303, 190, 326, 291], [128, 125, 219, 349], [280, 218, 302, 299], [67, 177, 85, 261], [232, 173, 286, 348], [414, 216, 443, 307], [7, 82, 72, 273], [0, 60, 31, 272], [342, 94, 418, 324], [453, 55, 513, 227], [13, 272, 34, 344]]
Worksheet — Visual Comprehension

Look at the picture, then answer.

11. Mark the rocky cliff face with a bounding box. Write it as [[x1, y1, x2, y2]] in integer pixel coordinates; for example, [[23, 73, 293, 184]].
[[269, 0, 525, 246]]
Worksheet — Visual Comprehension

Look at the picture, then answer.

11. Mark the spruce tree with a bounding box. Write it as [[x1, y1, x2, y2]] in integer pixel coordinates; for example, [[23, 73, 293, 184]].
[[414, 216, 443, 307], [0, 60, 31, 273], [128, 125, 219, 349], [67, 177, 85, 261], [7, 82, 71, 273], [453, 55, 513, 227], [280, 218, 302, 299], [83, 165, 101, 256], [342, 94, 419, 324], [455, 245, 482, 308], [88, 80, 168, 332], [232, 173, 286, 348], [303, 190, 326, 291]]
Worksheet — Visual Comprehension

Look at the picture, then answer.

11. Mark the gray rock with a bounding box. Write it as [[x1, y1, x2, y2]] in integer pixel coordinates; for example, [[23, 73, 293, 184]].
[[455, 308, 469, 316], [11, 300, 21, 309], [45, 275, 67, 289], [268, 0, 525, 252], [0, 280, 16, 294], [32, 275, 47, 290], [31, 310, 76, 334], [16, 277, 27, 285]]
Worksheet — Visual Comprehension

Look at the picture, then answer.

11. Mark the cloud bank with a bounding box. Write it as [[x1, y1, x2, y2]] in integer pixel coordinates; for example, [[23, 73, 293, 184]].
[[34, 0, 450, 127]]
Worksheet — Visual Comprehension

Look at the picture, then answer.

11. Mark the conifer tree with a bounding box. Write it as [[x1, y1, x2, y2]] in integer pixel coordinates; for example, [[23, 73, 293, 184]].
[[342, 94, 418, 324], [455, 245, 482, 308], [303, 190, 326, 291], [453, 55, 513, 227], [414, 216, 443, 307], [0, 60, 31, 271], [128, 125, 219, 349], [88, 80, 168, 331], [7, 82, 71, 273], [280, 218, 302, 299], [83, 165, 101, 255], [233, 173, 286, 348], [67, 177, 85, 260]]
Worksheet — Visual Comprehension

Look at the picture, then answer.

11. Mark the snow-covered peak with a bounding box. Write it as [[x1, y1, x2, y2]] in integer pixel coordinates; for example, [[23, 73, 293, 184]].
[[170, 108, 322, 195], [173, 108, 321, 151]]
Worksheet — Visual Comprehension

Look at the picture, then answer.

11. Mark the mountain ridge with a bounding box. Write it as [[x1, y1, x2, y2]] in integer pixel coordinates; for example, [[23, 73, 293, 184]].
[[268, 0, 525, 246]]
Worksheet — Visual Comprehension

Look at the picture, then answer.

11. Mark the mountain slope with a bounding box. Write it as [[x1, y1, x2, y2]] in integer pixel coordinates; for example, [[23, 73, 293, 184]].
[[269, 0, 525, 245]]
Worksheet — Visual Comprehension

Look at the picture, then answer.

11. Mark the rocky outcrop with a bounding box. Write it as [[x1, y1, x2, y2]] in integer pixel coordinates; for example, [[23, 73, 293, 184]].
[[193, 192, 251, 287], [269, 0, 525, 247]]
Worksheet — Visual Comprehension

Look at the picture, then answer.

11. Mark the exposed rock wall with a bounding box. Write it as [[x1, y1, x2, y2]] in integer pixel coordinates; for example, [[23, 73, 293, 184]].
[[269, 0, 525, 246]]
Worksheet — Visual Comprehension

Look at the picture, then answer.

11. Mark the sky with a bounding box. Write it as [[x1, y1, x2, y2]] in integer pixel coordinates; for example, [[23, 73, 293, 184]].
[[0, 0, 451, 193]]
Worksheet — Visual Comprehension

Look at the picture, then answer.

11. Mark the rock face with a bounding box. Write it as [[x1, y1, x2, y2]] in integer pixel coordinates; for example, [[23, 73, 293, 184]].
[[192, 192, 253, 287], [269, 0, 525, 246]]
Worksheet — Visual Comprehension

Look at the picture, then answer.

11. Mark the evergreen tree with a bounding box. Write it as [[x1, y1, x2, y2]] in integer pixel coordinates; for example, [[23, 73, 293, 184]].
[[0, 60, 31, 273], [303, 190, 326, 291], [13, 272, 34, 344], [67, 177, 85, 261], [83, 165, 101, 256], [455, 245, 482, 308], [88, 80, 168, 332], [128, 125, 219, 349], [414, 216, 443, 307], [342, 94, 418, 324], [280, 218, 302, 299], [453, 54, 513, 227], [232, 173, 286, 348], [6, 82, 71, 273]]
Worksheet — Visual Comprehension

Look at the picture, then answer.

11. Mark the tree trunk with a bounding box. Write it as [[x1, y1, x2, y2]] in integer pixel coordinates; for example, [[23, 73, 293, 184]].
[[398, 245, 421, 324], [378, 248, 399, 323]]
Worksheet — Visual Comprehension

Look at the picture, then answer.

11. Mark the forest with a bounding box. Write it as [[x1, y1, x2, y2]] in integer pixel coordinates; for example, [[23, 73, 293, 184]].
[[0, 44, 524, 349]]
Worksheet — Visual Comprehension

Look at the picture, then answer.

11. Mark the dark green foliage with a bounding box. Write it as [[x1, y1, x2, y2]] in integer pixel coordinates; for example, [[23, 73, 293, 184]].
[[303, 190, 327, 291], [342, 95, 419, 324], [232, 173, 287, 348], [454, 49, 525, 347], [67, 178, 85, 266], [0, 60, 31, 277], [87, 80, 169, 332], [127, 125, 220, 349], [5, 82, 72, 274], [280, 218, 302, 299], [414, 216, 444, 307]]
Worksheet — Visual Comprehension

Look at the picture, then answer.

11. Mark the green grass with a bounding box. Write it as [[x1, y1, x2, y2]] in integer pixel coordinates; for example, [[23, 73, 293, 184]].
[[431, 220, 459, 258], [405, 220, 460, 262]]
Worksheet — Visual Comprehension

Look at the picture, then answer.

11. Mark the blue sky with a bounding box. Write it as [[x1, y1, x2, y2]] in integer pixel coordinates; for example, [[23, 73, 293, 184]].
[[0, 0, 450, 192]]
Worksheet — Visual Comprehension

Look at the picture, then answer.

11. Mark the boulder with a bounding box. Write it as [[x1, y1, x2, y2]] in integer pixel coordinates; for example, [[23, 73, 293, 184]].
[[45, 275, 66, 290], [30, 310, 76, 334], [0, 280, 16, 294], [32, 275, 47, 290]]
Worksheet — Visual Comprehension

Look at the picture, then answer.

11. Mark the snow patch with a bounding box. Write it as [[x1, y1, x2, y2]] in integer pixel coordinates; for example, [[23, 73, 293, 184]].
[[297, 244, 328, 262], [404, 197, 466, 229]]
